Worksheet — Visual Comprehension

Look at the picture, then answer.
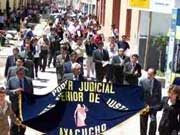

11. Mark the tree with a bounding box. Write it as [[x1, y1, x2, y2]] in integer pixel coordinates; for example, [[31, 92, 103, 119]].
[[152, 35, 169, 71]]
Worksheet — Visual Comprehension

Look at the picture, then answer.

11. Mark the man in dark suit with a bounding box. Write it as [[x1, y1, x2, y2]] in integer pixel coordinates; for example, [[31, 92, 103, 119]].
[[4, 47, 19, 78], [20, 43, 34, 79], [93, 36, 109, 82], [124, 54, 142, 85], [6, 66, 34, 135], [6, 57, 29, 81], [112, 48, 129, 84], [117, 35, 130, 51], [139, 68, 162, 135], [64, 62, 84, 81]]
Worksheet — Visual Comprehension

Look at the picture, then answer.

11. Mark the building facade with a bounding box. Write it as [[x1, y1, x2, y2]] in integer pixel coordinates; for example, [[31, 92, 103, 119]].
[[96, 0, 140, 53], [80, 0, 96, 14], [96, 0, 179, 53], [69, 0, 96, 14], [0, 0, 37, 11]]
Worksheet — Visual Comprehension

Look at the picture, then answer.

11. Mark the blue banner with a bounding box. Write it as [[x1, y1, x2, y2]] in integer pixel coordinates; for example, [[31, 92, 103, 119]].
[[173, 77, 180, 85], [20, 80, 145, 134]]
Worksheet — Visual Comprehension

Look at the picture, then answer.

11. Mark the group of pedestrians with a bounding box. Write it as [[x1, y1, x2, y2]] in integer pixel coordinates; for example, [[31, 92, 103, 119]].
[[2, 46, 34, 135], [44, 6, 141, 86], [0, 3, 180, 135]]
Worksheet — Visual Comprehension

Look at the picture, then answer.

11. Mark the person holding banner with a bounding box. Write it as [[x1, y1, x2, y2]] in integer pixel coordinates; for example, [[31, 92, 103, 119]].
[[139, 68, 162, 135], [0, 87, 24, 135], [6, 66, 34, 135]]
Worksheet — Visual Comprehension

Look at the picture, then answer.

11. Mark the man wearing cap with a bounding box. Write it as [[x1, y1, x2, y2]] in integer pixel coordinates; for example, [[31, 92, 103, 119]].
[[93, 35, 109, 82], [6, 66, 34, 135]]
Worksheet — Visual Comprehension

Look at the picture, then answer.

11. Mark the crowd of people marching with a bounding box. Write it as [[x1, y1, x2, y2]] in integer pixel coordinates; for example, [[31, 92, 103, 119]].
[[0, 2, 180, 135]]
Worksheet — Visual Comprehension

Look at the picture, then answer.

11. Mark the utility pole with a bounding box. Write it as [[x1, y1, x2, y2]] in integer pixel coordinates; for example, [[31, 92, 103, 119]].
[[143, 11, 152, 70]]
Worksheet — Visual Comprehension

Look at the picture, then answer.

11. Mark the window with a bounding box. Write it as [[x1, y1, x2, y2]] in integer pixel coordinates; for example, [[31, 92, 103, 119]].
[[125, 9, 132, 38], [112, 0, 121, 30], [101, 0, 106, 26]]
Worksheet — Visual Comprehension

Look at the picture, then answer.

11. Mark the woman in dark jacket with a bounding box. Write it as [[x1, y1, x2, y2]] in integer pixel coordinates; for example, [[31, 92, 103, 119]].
[[157, 85, 180, 135]]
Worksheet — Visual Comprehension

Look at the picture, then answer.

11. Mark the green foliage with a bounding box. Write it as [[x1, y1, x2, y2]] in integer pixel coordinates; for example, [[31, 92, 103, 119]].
[[151, 35, 169, 49], [156, 70, 165, 77]]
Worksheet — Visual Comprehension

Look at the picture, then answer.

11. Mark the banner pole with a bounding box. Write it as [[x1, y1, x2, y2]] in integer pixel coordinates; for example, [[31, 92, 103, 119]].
[[18, 92, 23, 121]]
